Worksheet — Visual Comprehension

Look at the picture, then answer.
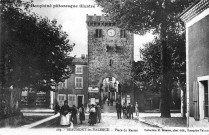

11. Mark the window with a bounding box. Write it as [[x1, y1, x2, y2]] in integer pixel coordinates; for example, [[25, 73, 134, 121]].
[[196, 76, 209, 120], [75, 77, 83, 89], [68, 94, 76, 107], [75, 65, 83, 74], [109, 59, 113, 66], [120, 30, 126, 38], [95, 29, 102, 38], [58, 94, 66, 106], [62, 79, 67, 89]]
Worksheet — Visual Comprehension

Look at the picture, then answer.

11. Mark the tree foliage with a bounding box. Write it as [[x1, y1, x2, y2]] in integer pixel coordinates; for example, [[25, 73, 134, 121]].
[[0, 0, 75, 91], [95, 0, 194, 35], [133, 32, 186, 93]]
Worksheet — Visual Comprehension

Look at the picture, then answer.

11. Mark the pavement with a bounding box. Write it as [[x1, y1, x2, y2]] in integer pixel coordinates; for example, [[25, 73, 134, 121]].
[[137, 113, 186, 128], [20, 103, 186, 128], [101, 101, 185, 128]]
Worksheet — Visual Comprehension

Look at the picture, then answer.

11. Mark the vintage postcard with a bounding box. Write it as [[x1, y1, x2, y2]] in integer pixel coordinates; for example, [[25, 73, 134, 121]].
[[1, 0, 209, 135]]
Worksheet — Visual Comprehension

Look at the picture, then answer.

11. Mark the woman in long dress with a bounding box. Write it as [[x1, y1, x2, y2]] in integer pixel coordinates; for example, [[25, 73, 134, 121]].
[[60, 100, 71, 126], [88, 104, 97, 126]]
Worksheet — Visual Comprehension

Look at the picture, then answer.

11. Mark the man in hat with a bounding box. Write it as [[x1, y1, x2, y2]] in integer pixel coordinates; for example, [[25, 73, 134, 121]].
[[70, 105, 78, 124], [116, 101, 122, 119]]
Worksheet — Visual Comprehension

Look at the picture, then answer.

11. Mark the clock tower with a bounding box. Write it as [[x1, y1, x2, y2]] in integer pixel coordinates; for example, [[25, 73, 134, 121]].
[[86, 14, 134, 104]]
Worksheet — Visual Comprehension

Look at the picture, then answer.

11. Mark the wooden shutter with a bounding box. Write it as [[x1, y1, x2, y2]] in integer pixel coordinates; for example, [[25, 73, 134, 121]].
[[193, 81, 199, 120], [95, 29, 98, 38], [58, 94, 66, 106], [208, 81, 209, 122], [68, 94, 76, 107], [95, 29, 102, 38], [99, 29, 102, 38], [208, 84, 209, 122]]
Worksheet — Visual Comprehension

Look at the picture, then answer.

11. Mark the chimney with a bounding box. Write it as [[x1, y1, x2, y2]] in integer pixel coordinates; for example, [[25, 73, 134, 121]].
[[93, 14, 97, 21], [81, 54, 85, 59]]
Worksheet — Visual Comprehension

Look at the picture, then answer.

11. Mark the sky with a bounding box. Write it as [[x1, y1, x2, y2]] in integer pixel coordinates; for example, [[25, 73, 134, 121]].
[[29, 0, 155, 61]]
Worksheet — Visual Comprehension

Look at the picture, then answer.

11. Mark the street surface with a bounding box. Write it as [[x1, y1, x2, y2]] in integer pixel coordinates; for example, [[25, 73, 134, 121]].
[[75, 113, 154, 128]]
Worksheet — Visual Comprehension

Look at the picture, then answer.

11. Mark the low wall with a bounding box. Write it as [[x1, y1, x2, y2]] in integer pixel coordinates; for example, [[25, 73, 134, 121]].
[[21, 113, 60, 128], [0, 112, 23, 127]]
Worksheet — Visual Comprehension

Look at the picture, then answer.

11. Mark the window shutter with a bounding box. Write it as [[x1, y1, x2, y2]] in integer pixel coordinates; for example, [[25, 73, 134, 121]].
[[95, 29, 102, 38], [95, 29, 98, 38], [99, 29, 102, 38], [193, 81, 199, 120], [120, 30, 126, 38]]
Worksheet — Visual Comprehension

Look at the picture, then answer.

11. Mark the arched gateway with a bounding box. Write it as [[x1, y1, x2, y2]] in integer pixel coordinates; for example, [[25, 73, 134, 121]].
[[86, 14, 134, 105]]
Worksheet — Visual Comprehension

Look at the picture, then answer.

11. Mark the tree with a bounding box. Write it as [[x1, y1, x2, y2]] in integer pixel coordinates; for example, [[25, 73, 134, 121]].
[[0, 0, 75, 91], [95, 0, 194, 117], [132, 31, 186, 117]]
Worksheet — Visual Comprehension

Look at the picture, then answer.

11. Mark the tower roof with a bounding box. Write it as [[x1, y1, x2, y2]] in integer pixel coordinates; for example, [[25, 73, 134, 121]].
[[86, 14, 112, 22]]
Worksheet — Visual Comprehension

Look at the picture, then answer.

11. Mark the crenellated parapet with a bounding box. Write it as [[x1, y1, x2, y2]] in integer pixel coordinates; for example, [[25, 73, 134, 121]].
[[86, 14, 116, 27]]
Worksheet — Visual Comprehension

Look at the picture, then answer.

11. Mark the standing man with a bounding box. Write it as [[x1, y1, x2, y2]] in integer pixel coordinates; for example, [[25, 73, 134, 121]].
[[78, 104, 85, 124], [70, 105, 78, 124], [127, 103, 131, 119], [129, 104, 135, 119], [54, 100, 60, 114], [135, 102, 139, 116], [116, 101, 122, 119], [96, 104, 102, 123]]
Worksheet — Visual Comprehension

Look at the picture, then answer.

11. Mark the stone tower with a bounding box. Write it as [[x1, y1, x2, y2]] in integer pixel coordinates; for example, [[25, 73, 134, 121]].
[[86, 14, 134, 102]]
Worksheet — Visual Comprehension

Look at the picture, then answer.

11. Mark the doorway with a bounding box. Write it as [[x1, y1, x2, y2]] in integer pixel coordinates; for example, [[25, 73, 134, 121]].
[[77, 95, 84, 108], [198, 75, 209, 120]]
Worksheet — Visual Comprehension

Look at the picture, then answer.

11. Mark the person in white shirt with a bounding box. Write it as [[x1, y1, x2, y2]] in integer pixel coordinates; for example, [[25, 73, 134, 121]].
[[88, 104, 97, 125]]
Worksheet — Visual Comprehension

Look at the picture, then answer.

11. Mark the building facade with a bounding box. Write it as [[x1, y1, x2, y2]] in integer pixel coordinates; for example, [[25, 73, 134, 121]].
[[86, 14, 134, 104], [180, 0, 209, 127], [56, 56, 88, 108]]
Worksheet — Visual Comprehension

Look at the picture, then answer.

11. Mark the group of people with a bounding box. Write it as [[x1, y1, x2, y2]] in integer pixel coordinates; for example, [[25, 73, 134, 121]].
[[116, 101, 139, 119], [54, 100, 102, 127], [88, 104, 101, 126], [54, 100, 85, 126]]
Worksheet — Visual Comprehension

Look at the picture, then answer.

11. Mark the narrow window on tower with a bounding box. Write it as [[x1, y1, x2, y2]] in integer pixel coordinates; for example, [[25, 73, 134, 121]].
[[120, 30, 126, 38], [109, 59, 113, 66], [95, 29, 102, 38]]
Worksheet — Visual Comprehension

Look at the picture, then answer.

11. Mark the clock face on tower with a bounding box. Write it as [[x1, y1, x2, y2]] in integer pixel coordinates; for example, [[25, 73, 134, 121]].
[[107, 29, 116, 37]]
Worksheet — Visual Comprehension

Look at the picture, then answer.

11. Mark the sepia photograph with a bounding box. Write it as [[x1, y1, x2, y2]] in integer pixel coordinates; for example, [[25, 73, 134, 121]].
[[0, 0, 209, 134]]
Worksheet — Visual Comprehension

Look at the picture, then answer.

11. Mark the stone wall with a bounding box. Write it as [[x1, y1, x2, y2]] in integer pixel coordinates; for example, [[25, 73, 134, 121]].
[[87, 15, 134, 89]]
